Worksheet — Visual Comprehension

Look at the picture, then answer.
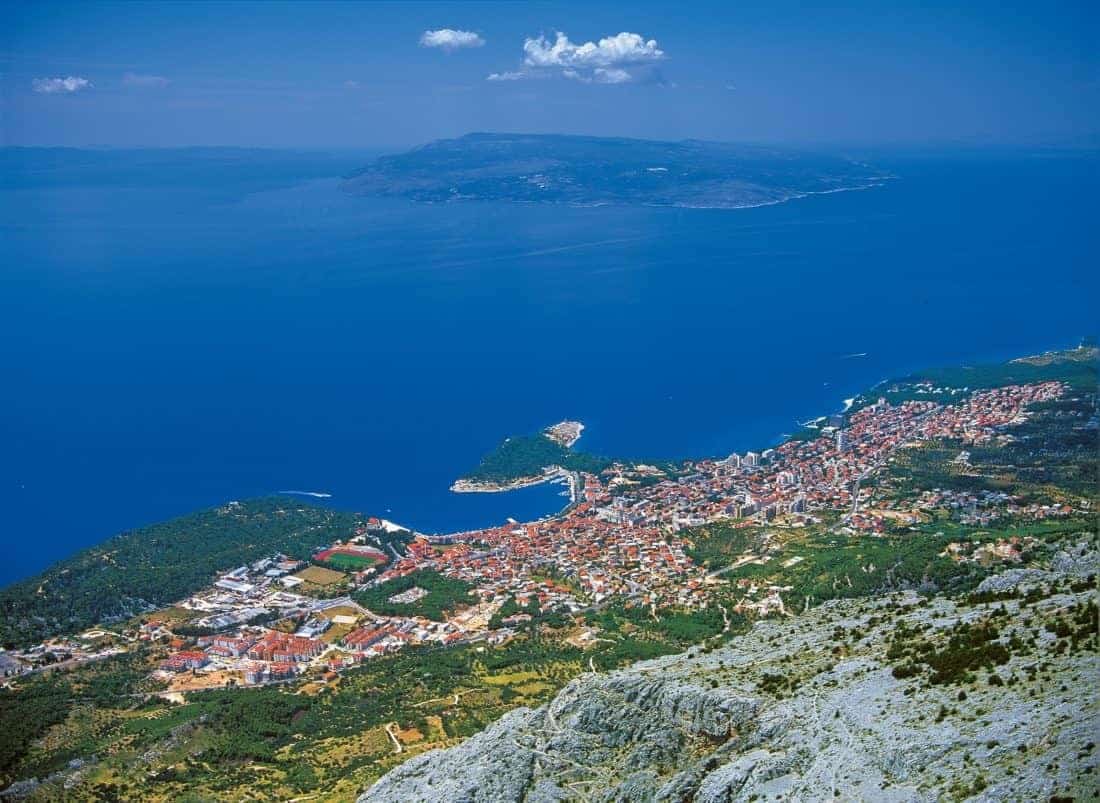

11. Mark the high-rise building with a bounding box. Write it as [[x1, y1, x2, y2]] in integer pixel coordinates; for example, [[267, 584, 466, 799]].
[[836, 430, 849, 452], [743, 451, 759, 467]]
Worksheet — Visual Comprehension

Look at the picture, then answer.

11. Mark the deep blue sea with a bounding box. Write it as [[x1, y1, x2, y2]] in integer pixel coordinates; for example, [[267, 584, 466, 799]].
[[1, 148, 1096, 585]]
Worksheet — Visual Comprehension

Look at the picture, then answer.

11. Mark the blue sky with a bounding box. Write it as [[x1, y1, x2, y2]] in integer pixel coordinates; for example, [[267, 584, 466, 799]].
[[3, 0, 1098, 148]]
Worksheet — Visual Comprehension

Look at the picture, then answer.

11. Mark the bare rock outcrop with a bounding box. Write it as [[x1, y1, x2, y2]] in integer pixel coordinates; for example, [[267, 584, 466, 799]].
[[360, 573, 1099, 803]]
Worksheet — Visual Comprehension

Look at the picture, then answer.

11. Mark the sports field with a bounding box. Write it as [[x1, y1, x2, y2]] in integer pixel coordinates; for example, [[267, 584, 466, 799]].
[[294, 565, 347, 586]]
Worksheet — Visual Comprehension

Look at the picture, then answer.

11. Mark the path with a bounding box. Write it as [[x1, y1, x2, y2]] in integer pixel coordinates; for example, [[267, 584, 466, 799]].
[[384, 722, 403, 754]]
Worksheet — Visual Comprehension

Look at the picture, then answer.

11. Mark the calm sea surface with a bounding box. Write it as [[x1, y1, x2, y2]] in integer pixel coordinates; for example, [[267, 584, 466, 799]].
[[1, 149, 1096, 584]]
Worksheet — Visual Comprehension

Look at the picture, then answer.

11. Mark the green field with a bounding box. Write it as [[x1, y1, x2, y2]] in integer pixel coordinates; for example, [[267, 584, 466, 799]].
[[321, 552, 381, 571]]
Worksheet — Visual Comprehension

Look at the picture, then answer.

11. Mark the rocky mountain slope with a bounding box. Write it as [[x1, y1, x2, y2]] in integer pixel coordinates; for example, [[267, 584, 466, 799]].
[[362, 547, 1098, 802]]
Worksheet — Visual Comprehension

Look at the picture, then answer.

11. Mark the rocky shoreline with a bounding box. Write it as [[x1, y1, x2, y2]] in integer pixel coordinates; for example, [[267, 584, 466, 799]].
[[450, 466, 571, 494], [451, 468, 578, 511], [544, 420, 584, 448]]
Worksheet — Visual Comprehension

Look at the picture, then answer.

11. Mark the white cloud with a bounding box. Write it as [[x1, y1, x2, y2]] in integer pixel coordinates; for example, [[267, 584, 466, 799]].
[[31, 76, 91, 94], [560, 67, 633, 85], [592, 68, 633, 84], [122, 72, 169, 88], [488, 31, 665, 85], [420, 29, 485, 51], [344, 80, 362, 89], [523, 31, 663, 70]]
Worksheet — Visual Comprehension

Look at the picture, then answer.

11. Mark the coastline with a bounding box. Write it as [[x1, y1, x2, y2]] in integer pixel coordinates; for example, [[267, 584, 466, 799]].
[[446, 344, 1056, 513], [672, 176, 893, 211], [8, 345, 1087, 585], [450, 466, 576, 501], [451, 390, 858, 499], [379, 343, 1095, 547]]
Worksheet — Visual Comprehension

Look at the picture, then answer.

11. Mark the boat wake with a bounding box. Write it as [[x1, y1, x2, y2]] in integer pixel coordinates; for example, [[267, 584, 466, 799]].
[[279, 490, 333, 499]]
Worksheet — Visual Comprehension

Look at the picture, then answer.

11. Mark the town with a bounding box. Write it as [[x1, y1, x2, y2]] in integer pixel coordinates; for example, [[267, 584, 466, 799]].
[[1, 380, 1073, 691]]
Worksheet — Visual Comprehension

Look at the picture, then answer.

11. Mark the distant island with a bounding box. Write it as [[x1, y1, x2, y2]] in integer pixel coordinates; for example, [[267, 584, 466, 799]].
[[342, 132, 889, 209]]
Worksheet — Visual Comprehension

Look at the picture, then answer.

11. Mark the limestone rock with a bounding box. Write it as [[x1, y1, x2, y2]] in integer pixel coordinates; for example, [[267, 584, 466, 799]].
[[360, 575, 1099, 803]]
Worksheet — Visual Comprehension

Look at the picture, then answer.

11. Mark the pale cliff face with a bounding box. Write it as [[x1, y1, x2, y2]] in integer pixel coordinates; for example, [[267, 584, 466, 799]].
[[361, 549, 1099, 803]]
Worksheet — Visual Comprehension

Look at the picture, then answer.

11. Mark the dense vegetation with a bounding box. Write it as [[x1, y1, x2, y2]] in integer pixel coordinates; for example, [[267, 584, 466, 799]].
[[906, 346, 1097, 392], [354, 570, 475, 621], [712, 528, 989, 610], [463, 433, 611, 483], [0, 651, 155, 785], [682, 522, 763, 570], [0, 498, 365, 648], [851, 345, 1097, 412], [694, 515, 1092, 616], [586, 602, 736, 650], [971, 394, 1099, 496]]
